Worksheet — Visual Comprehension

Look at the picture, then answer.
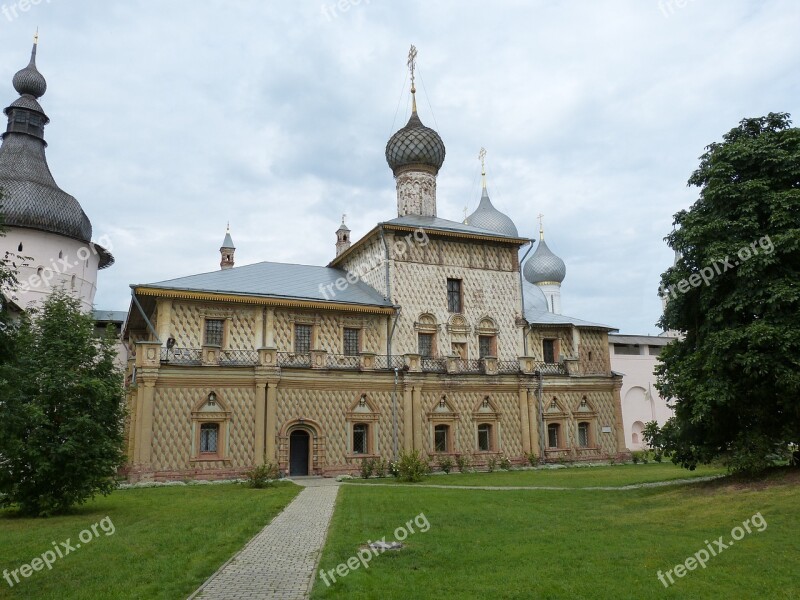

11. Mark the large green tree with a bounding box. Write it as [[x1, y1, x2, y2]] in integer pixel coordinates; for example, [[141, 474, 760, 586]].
[[657, 112, 800, 473], [0, 290, 126, 516]]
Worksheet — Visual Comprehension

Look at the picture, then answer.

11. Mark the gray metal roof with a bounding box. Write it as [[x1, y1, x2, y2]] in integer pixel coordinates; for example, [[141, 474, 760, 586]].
[[382, 214, 527, 241], [524, 306, 616, 330], [465, 187, 519, 237], [608, 334, 676, 346], [385, 110, 445, 173], [522, 280, 548, 313], [136, 261, 394, 307], [93, 310, 127, 323], [523, 238, 566, 284], [221, 231, 235, 249]]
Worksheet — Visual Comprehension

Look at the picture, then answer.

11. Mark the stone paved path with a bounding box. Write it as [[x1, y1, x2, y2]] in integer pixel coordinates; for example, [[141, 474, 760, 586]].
[[191, 478, 339, 600]]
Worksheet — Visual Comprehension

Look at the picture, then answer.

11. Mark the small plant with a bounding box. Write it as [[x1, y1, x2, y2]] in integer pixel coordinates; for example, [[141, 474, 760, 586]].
[[389, 460, 400, 478], [375, 458, 388, 478], [360, 457, 375, 479], [631, 451, 642, 464], [396, 450, 430, 482], [608, 455, 617, 465], [455, 453, 472, 473], [499, 455, 512, 470], [437, 455, 454, 474], [244, 461, 279, 488], [526, 451, 539, 466], [486, 456, 497, 473]]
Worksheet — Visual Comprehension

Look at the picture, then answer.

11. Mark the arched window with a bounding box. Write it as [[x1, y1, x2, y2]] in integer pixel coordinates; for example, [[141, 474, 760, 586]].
[[352, 423, 368, 455], [547, 423, 560, 449], [477, 423, 492, 451], [434, 424, 450, 453]]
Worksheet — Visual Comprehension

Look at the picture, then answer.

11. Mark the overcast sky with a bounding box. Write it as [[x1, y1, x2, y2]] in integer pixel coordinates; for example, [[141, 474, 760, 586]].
[[1, 0, 798, 334]]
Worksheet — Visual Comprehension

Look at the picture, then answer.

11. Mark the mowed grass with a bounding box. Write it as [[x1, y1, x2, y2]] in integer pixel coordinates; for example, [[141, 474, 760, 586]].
[[348, 462, 727, 487], [0, 483, 300, 600], [313, 468, 799, 600]]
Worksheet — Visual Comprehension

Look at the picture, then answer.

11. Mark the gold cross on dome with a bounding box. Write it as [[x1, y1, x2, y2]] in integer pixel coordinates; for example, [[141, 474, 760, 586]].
[[407, 44, 418, 87], [538, 213, 545, 240]]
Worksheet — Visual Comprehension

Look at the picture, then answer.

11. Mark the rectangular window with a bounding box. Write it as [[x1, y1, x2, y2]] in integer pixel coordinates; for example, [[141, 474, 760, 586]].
[[353, 423, 368, 454], [294, 324, 312, 354], [434, 425, 449, 453], [578, 422, 590, 448], [648, 346, 662, 356], [204, 319, 224, 347], [447, 278, 462, 313], [343, 328, 360, 356], [479, 335, 496, 358], [418, 333, 434, 358], [200, 423, 219, 453], [547, 423, 559, 449], [543, 339, 556, 363], [614, 344, 640, 356], [477, 424, 491, 451]]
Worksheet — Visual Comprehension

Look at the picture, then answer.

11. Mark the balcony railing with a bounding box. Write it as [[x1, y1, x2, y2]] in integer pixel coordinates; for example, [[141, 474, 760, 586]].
[[277, 352, 311, 368], [219, 349, 259, 366], [152, 347, 569, 376], [327, 354, 361, 370], [160, 347, 202, 365]]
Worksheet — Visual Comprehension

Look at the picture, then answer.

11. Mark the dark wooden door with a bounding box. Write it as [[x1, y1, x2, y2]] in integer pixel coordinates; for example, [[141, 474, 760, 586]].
[[289, 430, 310, 476]]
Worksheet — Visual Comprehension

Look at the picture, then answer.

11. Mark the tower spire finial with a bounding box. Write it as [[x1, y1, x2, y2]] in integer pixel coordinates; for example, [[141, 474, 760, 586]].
[[479, 147, 487, 190], [407, 44, 418, 114], [537, 213, 545, 241]]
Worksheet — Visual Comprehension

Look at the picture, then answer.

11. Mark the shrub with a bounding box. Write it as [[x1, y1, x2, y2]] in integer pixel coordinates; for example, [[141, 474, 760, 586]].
[[486, 456, 497, 473], [244, 461, 279, 488], [389, 460, 400, 478], [455, 454, 472, 473], [437, 455, 454, 474], [396, 450, 429, 482], [375, 458, 388, 478], [499, 455, 512, 470], [360, 457, 375, 479], [631, 451, 642, 464], [526, 451, 539, 466]]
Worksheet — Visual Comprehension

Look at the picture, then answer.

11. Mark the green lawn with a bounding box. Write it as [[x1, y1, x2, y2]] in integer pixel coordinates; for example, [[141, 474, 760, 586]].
[[0, 483, 299, 600], [314, 468, 799, 599], [347, 462, 726, 487]]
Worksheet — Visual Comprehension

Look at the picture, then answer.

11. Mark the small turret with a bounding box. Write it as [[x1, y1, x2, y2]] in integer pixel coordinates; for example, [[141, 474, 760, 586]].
[[335, 214, 351, 256], [220, 223, 235, 270]]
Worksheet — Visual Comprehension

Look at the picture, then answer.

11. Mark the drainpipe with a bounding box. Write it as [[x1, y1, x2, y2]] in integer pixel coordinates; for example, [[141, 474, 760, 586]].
[[518, 240, 534, 356], [392, 367, 399, 460]]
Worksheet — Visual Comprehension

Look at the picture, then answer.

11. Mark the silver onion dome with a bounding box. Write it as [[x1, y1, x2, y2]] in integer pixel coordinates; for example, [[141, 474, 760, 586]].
[[385, 110, 445, 173], [523, 238, 566, 284], [465, 187, 518, 237]]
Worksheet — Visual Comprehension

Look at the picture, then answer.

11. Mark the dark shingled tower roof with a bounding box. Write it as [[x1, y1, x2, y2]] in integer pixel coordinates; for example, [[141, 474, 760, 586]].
[[0, 39, 113, 268]]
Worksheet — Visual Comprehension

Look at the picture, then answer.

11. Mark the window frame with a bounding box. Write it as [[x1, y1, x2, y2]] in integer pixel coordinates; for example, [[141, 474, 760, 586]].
[[352, 422, 369, 455], [343, 327, 361, 356], [446, 278, 463, 314], [542, 338, 559, 363], [204, 318, 225, 348], [477, 423, 492, 452], [418, 332, 435, 358], [578, 421, 591, 448], [294, 323, 313, 354], [434, 424, 450, 453], [547, 423, 561, 449], [478, 335, 497, 359], [200, 422, 220, 454]]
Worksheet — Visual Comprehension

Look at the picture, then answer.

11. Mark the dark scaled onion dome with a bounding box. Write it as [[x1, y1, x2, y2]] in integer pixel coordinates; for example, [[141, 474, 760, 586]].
[[465, 187, 519, 237], [12, 44, 47, 98], [523, 238, 567, 284], [385, 110, 446, 173]]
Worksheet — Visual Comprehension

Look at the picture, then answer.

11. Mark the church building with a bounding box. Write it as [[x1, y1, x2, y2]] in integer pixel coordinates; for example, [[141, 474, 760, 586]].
[[123, 51, 629, 480]]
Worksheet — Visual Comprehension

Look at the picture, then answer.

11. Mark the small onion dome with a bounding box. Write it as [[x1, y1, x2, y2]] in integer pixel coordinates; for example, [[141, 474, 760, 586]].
[[13, 43, 47, 99], [524, 238, 566, 284], [385, 110, 445, 174], [465, 187, 518, 237]]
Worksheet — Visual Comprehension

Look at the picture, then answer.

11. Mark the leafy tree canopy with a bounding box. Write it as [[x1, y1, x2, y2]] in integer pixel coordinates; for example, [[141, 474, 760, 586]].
[[657, 112, 800, 473]]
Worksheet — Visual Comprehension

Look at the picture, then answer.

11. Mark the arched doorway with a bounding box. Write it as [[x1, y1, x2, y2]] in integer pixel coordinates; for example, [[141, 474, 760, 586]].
[[289, 430, 310, 476]]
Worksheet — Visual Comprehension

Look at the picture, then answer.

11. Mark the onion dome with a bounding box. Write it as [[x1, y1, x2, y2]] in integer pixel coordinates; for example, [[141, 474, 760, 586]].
[[523, 227, 566, 284], [385, 110, 445, 174], [12, 42, 47, 98], [465, 152, 518, 236]]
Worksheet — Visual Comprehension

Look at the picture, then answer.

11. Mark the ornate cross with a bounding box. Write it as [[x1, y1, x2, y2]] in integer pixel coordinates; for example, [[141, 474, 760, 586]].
[[341, 213, 347, 225], [478, 147, 487, 174], [538, 213, 545, 240], [34, 28, 38, 45], [407, 44, 418, 88]]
